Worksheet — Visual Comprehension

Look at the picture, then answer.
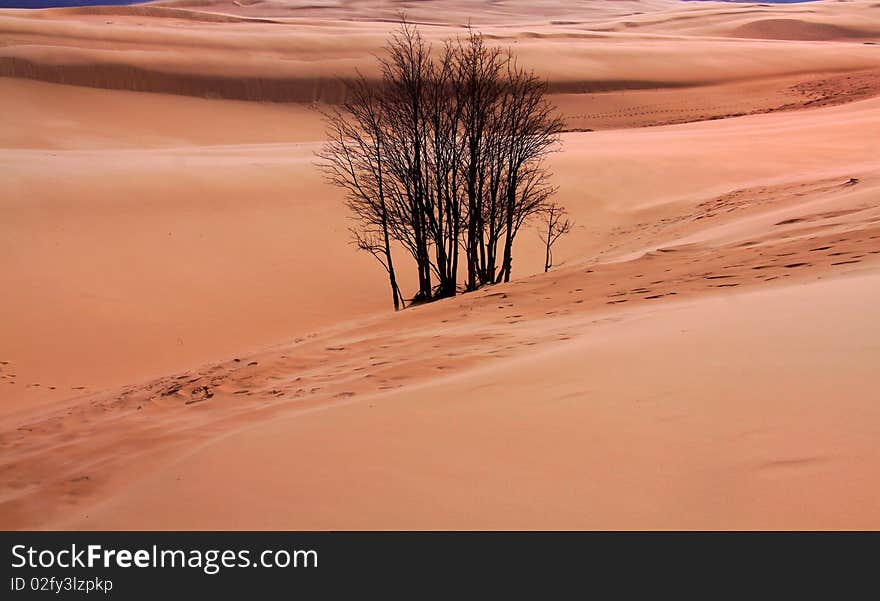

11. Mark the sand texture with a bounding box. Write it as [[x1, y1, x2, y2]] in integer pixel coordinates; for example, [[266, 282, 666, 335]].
[[1, 0, 879, 529]]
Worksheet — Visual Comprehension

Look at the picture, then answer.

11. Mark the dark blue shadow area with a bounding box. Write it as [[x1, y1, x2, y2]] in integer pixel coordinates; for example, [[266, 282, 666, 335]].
[[0, 0, 150, 7]]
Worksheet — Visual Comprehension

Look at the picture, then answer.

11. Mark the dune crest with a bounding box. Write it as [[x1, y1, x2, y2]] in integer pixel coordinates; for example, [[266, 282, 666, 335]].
[[728, 18, 877, 41]]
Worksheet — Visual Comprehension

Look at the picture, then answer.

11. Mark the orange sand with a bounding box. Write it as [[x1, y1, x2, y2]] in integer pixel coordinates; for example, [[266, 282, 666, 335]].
[[1, 0, 879, 530]]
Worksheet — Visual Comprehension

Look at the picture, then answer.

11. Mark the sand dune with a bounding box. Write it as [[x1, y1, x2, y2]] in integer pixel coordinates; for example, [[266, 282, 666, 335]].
[[2, 1, 879, 102], [589, 0, 880, 41], [54, 272, 880, 530], [1, 0, 879, 529], [0, 78, 325, 148], [727, 18, 878, 41], [152, 0, 683, 23], [49, 4, 282, 23]]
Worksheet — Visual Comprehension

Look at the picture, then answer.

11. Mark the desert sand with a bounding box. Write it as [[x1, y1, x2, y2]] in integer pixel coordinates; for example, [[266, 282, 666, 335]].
[[1, 0, 879, 529]]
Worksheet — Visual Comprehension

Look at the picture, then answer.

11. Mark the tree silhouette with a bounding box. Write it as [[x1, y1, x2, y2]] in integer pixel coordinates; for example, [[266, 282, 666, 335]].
[[319, 20, 569, 308], [539, 203, 574, 273]]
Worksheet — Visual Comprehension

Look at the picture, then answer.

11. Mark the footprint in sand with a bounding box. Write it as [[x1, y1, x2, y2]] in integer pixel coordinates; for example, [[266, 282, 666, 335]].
[[186, 386, 213, 405], [161, 383, 182, 396]]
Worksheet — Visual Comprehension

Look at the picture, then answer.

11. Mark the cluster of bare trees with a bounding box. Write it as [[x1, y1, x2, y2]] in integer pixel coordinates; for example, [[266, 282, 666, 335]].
[[319, 22, 570, 310]]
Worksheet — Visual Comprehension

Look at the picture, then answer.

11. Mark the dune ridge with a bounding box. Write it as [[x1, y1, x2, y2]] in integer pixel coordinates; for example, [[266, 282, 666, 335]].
[[728, 18, 879, 41], [34, 4, 282, 23], [0, 56, 357, 103]]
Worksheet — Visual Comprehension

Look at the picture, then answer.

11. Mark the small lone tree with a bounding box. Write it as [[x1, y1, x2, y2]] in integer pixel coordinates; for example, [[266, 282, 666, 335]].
[[539, 202, 573, 272]]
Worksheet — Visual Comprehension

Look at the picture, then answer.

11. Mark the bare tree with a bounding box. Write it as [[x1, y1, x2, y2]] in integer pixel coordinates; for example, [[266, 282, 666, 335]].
[[377, 20, 435, 302], [495, 59, 564, 283], [318, 20, 567, 308], [539, 202, 573, 273], [454, 29, 505, 291], [318, 76, 403, 310]]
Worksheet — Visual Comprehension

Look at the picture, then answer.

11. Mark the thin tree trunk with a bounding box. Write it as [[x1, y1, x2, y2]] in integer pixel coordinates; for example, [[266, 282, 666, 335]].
[[499, 173, 517, 283], [382, 210, 401, 310], [543, 222, 552, 273]]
